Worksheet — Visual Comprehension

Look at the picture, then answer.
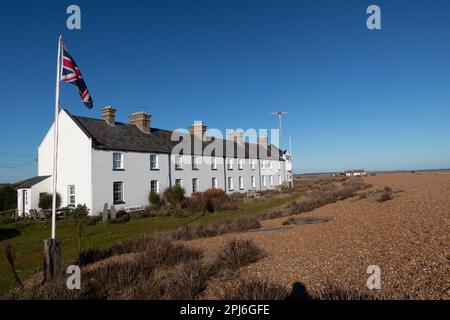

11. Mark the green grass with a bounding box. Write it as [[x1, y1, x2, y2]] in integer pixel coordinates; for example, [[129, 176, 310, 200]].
[[0, 191, 302, 296]]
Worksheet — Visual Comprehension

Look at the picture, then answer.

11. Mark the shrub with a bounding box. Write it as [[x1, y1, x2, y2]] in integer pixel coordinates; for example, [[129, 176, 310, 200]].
[[111, 212, 130, 224], [189, 188, 235, 212], [163, 186, 185, 206], [130, 261, 211, 300], [76, 247, 113, 267], [221, 278, 290, 300], [315, 280, 374, 300], [70, 204, 89, 220], [0, 186, 17, 211], [148, 191, 161, 208], [214, 239, 265, 271], [87, 216, 101, 226], [132, 206, 157, 219], [378, 186, 393, 202], [38, 192, 61, 209], [169, 217, 261, 241]]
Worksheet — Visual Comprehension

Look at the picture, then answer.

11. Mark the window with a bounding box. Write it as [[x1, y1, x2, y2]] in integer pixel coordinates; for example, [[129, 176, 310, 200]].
[[175, 179, 182, 187], [262, 160, 267, 170], [238, 159, 244, 170], [150, 154, 158, 170], [239, 176, 244, 190], [251, 159, 256, 170], [269, 161, 273, 169], [262, 176, 267, 187], [192, 156, 198, 170], [175, 155, 183, 170], [150, 180, 159, 194], [113, 182, 124, 204], [211, 157, 217, 170], [192, 178, 198, 193], [251, 176, 256, 189], [113, 153, 123, 170], [278, 175, 282, 185], [228, 177, 233, 191], [270, 175, 274, 186], [68, 185, 75, 206], [212, 177, 218, 189], [278, 162, 282, 170], [227, 158, 233, 170]]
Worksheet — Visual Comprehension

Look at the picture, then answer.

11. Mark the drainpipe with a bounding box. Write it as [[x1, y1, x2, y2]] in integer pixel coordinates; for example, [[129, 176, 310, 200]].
[[258, 159, 262, 191], [223, 157, 227, 193], [168, 153, 172, 188]]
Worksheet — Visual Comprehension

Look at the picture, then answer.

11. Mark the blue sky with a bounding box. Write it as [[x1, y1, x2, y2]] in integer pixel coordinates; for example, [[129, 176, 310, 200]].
[[0, 0, 449, 182]]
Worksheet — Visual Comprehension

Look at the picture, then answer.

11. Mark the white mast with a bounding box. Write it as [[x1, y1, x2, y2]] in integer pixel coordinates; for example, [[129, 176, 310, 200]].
[[51, 35, 62, 240]]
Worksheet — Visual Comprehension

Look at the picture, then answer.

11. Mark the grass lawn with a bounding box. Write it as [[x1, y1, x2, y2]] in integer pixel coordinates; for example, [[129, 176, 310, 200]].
[[0, 191, 302, 296]]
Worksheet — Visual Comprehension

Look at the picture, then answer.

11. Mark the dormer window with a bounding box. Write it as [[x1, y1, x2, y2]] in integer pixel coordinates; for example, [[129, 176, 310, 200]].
[[113, 153, 123, 170]]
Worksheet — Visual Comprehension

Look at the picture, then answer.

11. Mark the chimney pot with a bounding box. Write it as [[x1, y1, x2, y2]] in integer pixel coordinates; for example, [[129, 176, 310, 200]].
[[102, 106, 117, 126], [228, 131, 244, 145], [258, 135, 268, 149], [129, 111, 151, 134], [189, 121, 207, 140]]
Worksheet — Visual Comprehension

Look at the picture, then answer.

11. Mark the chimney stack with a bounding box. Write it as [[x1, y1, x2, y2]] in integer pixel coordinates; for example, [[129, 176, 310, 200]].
[[189, 121, 207, 140], [129, 111, 151, 134], [229, 131, 244, 145], [258, 135, 268, 149], [102, 106, 116, 126]]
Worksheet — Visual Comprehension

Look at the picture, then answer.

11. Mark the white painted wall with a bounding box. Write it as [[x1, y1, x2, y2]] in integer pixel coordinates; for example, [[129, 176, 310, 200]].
[[37, 110, 93, 211], [91, 150, 171, 214]]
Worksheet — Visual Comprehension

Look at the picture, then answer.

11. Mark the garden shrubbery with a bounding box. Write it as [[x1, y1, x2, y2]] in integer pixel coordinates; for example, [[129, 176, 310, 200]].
[[38, 192, 61, 209]]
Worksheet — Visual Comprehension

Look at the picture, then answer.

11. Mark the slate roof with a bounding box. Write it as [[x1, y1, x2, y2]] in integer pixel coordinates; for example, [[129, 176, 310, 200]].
[[16, 176, 51, 189], [66, 109, 284, 160]]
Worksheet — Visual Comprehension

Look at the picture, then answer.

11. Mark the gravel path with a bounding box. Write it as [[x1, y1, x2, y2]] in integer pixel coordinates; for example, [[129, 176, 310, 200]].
[[188, 172, 450, 299]]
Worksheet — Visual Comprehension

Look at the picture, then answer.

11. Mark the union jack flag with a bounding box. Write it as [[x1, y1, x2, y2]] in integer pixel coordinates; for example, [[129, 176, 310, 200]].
[[61, 45, 93, 109]]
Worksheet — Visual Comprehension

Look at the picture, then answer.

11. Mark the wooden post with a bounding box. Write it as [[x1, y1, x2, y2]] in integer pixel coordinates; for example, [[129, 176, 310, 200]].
[[43, 239, 61, 283]]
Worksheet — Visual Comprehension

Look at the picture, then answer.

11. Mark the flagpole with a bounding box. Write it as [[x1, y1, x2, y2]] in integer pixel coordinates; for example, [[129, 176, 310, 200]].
[[51, 35, 62, 240]]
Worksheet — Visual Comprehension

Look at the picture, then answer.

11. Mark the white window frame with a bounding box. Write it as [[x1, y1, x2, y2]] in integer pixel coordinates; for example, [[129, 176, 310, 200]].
[[251, 176, 256, 189], [113, 152, 123, 170], [68, 185, 75, 206], [238, 159, 244, 170], [239, 176, 244, 190], [192, 155, 198, 170], [192, 178, 198, 193], [269, 161, 273, 170], [228, 177, 234, 191], [113, 181, 124, 204], [278, 161, 282, 171], [150, 180, 160, 194], [212, 177, 217, 189], [150, 154, 158, 170], [211, 157, 217, 170], [270, 175, 274, 186], [175, 155, 183, 170], [278, 175, 282, 185], [227, 158, 233, 170], [251, 159, 256, 170], [175, 179, 182, 187], [262, 175, 267, 187]]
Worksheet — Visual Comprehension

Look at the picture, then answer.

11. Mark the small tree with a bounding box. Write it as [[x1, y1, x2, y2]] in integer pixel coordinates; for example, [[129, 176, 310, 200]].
[[38, 192, 61, 210], [163, 186, 185, 206], [0, 186, 17, 211], [70, 204, 89, 220], [148, 191, 161, 208]]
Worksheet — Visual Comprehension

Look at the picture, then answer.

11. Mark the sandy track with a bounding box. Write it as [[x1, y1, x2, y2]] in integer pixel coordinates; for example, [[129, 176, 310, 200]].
[[188, 172, 450, 299]]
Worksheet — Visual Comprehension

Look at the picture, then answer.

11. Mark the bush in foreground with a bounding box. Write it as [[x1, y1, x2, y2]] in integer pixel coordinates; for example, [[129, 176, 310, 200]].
[[215, 239, 265, 271], [169, 217, 261, 241], [221, 278, 290, 300]]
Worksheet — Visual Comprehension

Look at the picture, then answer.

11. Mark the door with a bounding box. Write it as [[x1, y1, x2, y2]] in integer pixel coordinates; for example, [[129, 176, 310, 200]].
[[21, 189, 28, 216]]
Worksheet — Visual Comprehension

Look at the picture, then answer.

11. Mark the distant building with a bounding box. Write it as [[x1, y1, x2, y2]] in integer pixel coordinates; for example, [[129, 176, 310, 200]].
[[344, 169, 367, 177]]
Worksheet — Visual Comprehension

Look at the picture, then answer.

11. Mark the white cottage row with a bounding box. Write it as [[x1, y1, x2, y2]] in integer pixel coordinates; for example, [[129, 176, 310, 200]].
[[16, 107, 293, 216]]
